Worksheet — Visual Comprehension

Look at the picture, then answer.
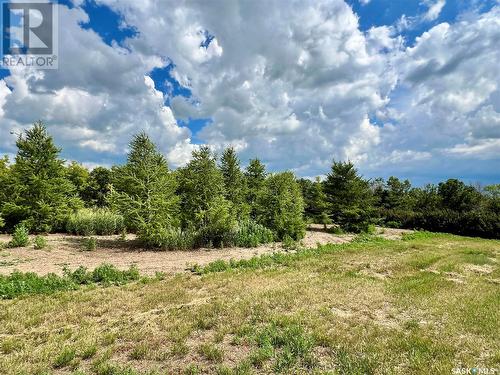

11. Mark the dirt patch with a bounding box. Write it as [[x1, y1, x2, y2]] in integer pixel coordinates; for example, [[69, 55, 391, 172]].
[[0, 227, 410, 276]]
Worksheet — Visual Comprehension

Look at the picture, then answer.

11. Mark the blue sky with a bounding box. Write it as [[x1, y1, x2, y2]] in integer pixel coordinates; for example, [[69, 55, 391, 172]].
[[0, 0, 499, 186]]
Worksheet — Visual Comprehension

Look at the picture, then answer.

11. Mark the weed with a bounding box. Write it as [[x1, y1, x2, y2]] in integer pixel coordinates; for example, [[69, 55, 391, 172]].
[[33, 235, 47, 250], [53, 347, 76, 368], [198, 343, 224, 363], [83, 237, 97, 251]]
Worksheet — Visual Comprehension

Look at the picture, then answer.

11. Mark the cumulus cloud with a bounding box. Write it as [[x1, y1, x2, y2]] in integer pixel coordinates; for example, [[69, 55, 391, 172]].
[[0, 0, 498, 183]]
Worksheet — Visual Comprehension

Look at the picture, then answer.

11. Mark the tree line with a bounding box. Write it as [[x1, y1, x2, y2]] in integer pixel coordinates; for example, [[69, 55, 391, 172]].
[[0, 122, 498, 247]]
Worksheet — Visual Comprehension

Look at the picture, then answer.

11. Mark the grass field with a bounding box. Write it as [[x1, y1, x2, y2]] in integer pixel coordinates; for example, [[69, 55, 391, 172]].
[[0, 232, 499, 374]]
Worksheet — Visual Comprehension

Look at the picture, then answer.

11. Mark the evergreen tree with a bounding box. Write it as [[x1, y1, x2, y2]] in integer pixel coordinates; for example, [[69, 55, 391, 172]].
[[255, 172, 306, 240], [220, 147, 248, 220], [2, 122, 81, 232], [323, 160, 374, 233], [438, 179, 481, 212], [110, 132, 179, 234], [245, 158, 267, 217], [178, 146, 236, 246], [82, 167, 112, 207]]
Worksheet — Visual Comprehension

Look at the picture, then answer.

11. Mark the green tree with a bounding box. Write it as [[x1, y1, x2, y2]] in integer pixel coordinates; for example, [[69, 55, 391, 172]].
[[82, 167, 112, 207], [255, 172, 306, 240], [245, 158, 267, 218], [178, 146, 236, 246], [2, 122, 81, 232], [438, 179, 482, 212], [110, 132, 179, 236], [323, 160, 374, 233], [220, 147, 248, 220], [65, 161, 89, 200], [384, 176, 412, 210]]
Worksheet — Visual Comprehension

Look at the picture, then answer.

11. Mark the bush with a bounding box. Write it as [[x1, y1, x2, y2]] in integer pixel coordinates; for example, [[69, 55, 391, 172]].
[[66, 208, 125, 236], [382, 208, 500, 239], [235, 220, 274, 247], [33, 236, 47, 250], [8, 223, 29, 248], [195, 196, 238, 248], [256, 172, 306, 241], [0, 264, 141, 299], [83, 237, 97, 251], [137, 224, 196, 250]]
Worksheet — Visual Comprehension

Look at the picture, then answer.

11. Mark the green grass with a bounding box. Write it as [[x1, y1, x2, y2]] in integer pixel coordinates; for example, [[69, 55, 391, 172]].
[[0, 232, 498, 374]]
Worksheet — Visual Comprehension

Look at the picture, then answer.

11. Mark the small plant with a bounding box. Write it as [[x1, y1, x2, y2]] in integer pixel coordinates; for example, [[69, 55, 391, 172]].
[[328, 226, 345, 235], [282, 235, 301, 250], [83, 237, 97, 251], [33, 236, 47, 250], [8, 223, 29, 248], [119, 228, 127, 241], [53, 347, 76, 368], [198, 343, 224, 363]]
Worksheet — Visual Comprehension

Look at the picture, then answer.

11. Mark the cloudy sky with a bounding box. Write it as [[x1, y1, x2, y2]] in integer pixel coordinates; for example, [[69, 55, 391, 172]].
[[0, 0, 499, 185]]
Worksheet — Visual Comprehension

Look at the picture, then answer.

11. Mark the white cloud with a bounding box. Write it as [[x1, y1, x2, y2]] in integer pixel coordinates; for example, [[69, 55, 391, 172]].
[[0, 0, 498, 182], [422, 0, 446, 22]]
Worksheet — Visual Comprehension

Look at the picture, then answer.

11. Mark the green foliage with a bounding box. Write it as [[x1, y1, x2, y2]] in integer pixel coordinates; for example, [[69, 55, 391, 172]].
[[178, 147, 237, 247], [196, 196, 238, 248], [33, 235, 47, 250], [255, 172, 306, 240], [137, 225, 196, 250], [324, 160, 375, 233], [438, 179, 481, 212], [1, 122, 82, 232], [0, 264, 140, 299], [66, 208, 125, 235], [83, 237, 97, 251], [110, 132, 179, 244], [220, 147, 249, 221], [53, 347, 76, 368], [235, 220, 274, 247], [244, 158, 267, 218], [65, 161, 89, 200], [8, 223, 29, 248], [299, 177, 329, 224], [82, 167, 112, 207]]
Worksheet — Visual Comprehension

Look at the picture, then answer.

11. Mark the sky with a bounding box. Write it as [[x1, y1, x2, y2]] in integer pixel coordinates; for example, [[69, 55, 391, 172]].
[[0, 0, 499, 186]]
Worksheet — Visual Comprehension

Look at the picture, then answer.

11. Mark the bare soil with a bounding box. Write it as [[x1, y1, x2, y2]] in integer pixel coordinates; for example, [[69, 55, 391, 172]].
[[0, 226, 411, 276]]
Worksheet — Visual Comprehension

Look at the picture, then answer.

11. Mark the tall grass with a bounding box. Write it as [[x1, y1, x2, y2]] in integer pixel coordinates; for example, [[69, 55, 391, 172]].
[[66, 208, 125, 236]]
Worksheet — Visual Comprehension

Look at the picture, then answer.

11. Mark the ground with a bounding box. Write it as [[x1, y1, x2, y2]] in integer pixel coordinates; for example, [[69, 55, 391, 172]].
[[0, 230, 499, 374], [0, 226, 408, 276]]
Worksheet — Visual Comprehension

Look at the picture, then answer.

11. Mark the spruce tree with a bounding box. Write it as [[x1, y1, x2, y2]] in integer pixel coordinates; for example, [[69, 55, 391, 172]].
[[245, 158, 267, 217], [2, 121, 81, 232], [178, 146, 236, 246], [255, 172, 306, 240], [110, 132, 179, 233], [323, 160, 374, 233], [220, 147, 248, 220]]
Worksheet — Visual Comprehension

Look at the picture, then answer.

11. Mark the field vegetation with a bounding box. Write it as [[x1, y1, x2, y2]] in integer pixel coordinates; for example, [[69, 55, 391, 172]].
[[0, 232, 498, 374]]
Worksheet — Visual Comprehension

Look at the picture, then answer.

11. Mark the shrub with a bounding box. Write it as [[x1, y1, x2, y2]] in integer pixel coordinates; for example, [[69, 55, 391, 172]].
[[255, 172, 306, 241], [33, 236, 47, 250], [195, 196, 238, 248], [8, 223, 29, 248], [235, 220, 274, 247], [83, 237, 97, 251], [137, 224, 195, 250], [66, 208, 125, 236]]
